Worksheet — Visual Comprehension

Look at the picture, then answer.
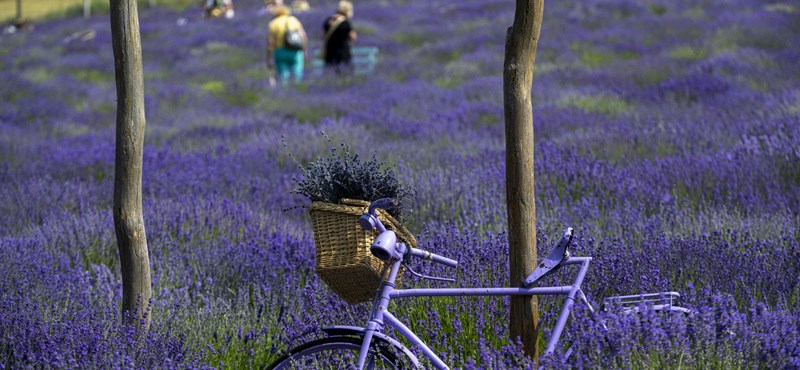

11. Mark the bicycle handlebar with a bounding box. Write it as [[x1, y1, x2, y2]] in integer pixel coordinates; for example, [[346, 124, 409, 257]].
[[368, 198, 396, 215], [359, 198, 397, 232], [408, 248, 459, 268], [363, 198, 459, 268]]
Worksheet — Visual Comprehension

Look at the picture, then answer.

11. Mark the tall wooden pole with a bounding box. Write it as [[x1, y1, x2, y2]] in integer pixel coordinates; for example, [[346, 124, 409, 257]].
[[84, 0, 91, 19], [110, 0, 152, 330], [16, 0, 22, 21], [503, 0, 544, 360]]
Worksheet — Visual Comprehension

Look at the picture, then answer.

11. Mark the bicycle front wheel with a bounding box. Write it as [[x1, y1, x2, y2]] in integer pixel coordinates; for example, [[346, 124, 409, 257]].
[[266, 336, 407, 370]]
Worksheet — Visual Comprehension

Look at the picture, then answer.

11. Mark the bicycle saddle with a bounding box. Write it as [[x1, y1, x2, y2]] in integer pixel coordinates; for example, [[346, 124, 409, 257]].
[[524, 227, 573, 287]]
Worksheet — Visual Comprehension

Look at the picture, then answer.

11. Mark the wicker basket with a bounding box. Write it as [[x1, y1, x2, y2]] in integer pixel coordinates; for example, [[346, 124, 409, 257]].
[[310, 199, 417, 304]]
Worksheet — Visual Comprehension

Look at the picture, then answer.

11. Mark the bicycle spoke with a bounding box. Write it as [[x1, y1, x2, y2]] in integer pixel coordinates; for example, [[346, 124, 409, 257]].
[[365, 352, 377, 370], [267, 337, 404, 370]]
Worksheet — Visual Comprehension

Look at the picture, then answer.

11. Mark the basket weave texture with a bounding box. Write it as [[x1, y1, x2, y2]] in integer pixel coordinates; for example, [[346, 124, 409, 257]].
[[311, 199, 417, 304]]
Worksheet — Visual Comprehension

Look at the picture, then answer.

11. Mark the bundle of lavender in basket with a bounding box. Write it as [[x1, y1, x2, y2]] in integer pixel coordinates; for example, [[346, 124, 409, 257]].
[[290, 140, 414, 221]]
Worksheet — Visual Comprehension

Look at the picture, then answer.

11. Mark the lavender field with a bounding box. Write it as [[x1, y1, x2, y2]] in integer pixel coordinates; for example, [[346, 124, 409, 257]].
[[1, 0, 799, 368]]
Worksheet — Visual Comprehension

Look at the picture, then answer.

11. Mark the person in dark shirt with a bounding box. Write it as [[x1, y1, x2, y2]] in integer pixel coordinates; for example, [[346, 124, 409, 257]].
[[322, 1, 357, 74]]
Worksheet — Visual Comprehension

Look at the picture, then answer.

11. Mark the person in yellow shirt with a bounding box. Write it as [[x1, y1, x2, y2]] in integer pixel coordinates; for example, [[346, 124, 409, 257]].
[[267, 5, 308, 85]]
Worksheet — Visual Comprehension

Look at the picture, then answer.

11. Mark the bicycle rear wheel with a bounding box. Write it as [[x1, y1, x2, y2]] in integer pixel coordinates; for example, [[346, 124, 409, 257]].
[[265, 336, 407, 370]]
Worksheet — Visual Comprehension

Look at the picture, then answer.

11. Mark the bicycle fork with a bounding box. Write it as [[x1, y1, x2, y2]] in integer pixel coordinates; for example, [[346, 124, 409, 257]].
[[358, 257, 452, 370], [357, 258, 410, 369]]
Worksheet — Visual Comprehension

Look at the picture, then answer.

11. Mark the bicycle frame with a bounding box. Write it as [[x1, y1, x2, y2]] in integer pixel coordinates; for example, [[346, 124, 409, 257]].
[[267, 200, 690, 370], [266, 202, 692, 370], [352, 246, 595, 370]]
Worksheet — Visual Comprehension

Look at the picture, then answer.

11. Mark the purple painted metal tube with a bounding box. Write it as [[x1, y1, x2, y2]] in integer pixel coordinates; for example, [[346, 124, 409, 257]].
[[372, 215, 387, 233], [358, 259, 403, 369], [390, 286, 573, 298], [408, 247, 459, 268], [382, 310, 449, 370], [544, 258, 592, 354], [356, 321, 379, 369], [560, 256, 592, 265]]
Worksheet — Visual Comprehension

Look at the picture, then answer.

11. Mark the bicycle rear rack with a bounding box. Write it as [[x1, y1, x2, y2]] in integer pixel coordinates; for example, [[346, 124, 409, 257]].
[[602, 291, 682, 312]]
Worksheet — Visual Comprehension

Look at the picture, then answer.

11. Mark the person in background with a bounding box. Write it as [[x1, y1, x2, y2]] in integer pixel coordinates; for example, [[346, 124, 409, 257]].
[[259, 0, 281, 17], [204, 0, 235, 19], [322, 1, 357, 74], [267, 5, 308, 85], [264, 0, 283, 12], [292, 0, 311, 13]]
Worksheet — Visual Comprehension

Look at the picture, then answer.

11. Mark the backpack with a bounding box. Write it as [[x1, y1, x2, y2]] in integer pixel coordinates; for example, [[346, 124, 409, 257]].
[[284, 18, 304, 50]]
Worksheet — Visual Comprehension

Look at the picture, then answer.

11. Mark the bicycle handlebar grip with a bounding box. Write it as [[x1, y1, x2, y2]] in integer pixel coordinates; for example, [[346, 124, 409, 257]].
[[409, 248, 459, 268], [368, 198, 397, 215]]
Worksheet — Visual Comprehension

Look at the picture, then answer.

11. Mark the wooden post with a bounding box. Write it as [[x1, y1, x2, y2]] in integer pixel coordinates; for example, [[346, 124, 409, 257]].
[[109, 0, 152, 330], [503, 0, 544, 361], [84, 0, 91, 19], [16, 0, 22, 21]]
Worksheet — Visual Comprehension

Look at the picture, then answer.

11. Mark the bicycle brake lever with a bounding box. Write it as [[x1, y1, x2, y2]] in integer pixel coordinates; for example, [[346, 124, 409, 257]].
[[404, 263, 455, 283]]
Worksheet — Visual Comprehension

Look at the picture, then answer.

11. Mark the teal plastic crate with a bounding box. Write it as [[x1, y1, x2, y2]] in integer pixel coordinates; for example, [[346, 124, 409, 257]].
[[311, 46, 378, 77]]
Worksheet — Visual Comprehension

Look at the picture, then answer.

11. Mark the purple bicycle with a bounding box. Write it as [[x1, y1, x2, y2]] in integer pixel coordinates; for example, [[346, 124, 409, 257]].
[[267, 198, 690, 369]]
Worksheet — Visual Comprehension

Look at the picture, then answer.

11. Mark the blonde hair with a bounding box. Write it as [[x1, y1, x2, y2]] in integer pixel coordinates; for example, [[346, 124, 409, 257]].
[[272, 4, 291, 16], [337, 1, 353, 18]]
